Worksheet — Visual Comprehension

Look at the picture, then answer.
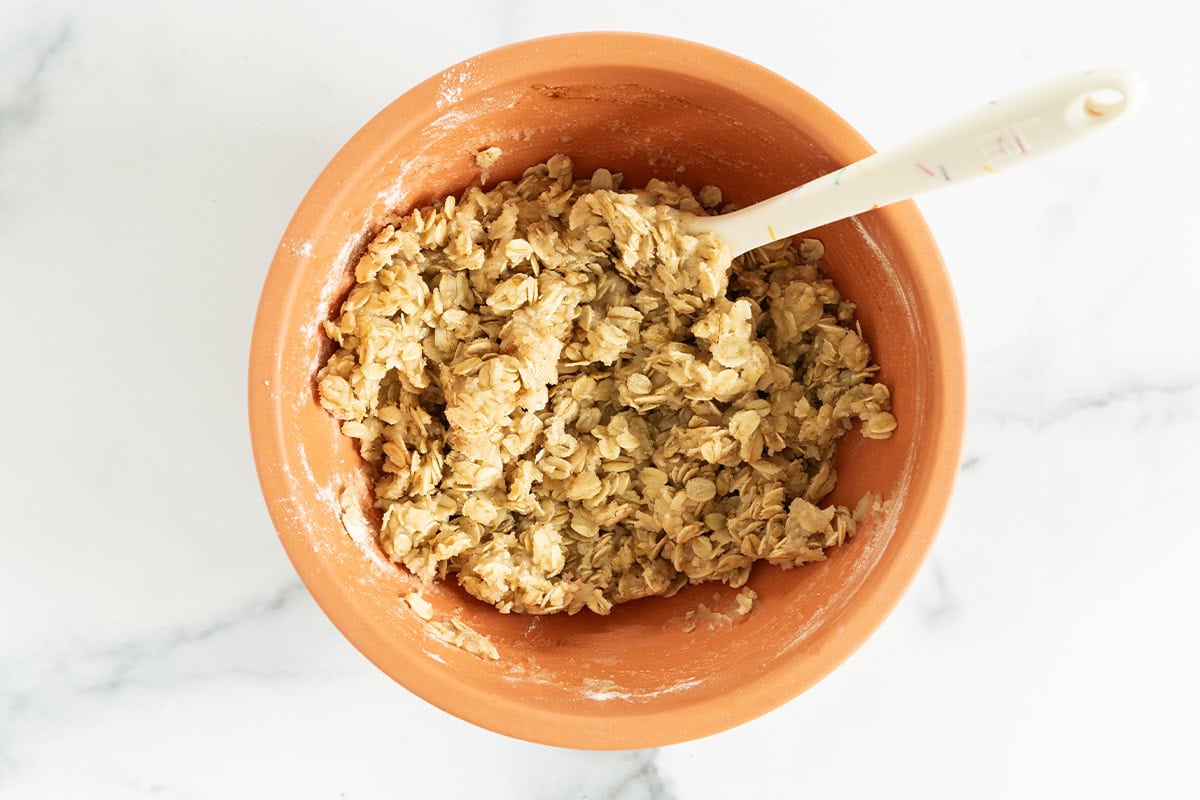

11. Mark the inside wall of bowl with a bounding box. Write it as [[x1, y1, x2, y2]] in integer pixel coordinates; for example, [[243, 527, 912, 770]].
[[271, 63, 934, 718]]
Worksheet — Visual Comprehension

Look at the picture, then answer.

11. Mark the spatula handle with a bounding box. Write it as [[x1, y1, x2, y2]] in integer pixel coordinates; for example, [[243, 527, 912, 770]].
[[701, 69, 1145, 256]]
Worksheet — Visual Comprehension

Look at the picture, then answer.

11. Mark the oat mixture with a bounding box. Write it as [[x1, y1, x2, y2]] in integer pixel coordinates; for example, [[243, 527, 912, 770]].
[[317, 155, 896, 615]]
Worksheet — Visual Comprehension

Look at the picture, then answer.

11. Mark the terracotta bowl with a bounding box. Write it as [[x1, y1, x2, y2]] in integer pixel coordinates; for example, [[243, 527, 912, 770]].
[[249, 32, 965, 749]]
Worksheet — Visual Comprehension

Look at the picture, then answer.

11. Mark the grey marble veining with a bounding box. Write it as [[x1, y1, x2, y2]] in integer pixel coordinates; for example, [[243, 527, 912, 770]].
[[0, 17, 71, 145], [979, 375, 1200, 430], [7, 582, 305, 695], [0, 582, 310, 785], [600, 750, 674, 800]]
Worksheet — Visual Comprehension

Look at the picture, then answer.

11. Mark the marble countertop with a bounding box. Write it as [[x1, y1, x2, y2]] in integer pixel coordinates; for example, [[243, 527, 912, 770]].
[[2, 1, 1197, 797]]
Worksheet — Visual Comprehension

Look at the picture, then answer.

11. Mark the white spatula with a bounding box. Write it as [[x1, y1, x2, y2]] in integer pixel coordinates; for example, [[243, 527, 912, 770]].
[[682, 70, 1144, 256]]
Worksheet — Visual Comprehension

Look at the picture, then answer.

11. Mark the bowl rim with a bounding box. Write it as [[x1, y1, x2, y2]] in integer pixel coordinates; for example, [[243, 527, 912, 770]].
[[248, 30, 966, 749]]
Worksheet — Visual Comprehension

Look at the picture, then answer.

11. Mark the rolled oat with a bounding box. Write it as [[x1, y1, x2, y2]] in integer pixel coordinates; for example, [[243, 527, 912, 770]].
[[317, 155, 895, 615]]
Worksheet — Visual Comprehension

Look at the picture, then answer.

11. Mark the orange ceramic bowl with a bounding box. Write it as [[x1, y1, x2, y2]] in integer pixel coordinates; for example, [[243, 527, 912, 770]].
[[249, 32, 965, 749]]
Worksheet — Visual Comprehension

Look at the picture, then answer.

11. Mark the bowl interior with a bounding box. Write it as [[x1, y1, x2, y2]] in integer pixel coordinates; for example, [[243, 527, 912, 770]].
[[249, 33, 962, 748]]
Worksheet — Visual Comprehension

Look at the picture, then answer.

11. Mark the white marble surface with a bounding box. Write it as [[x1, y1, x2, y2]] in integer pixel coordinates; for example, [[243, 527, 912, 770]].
[[2, 0, 1197, 797]]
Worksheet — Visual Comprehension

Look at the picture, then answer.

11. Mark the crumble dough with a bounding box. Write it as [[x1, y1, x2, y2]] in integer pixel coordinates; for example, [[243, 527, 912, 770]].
[[317, 155, 896, 615]]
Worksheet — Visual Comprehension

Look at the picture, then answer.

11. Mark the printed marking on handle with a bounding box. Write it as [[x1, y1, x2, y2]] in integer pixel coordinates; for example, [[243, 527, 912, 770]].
[[915, 162, 951, 180], [976, 117, 1041, 165]]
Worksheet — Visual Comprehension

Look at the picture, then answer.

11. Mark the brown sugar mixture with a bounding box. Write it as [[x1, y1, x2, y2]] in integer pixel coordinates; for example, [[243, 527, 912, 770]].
[[317, 155, 895, 615]]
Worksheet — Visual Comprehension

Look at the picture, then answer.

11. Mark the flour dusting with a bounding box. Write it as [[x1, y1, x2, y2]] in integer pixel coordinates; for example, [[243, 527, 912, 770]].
[[434, 60, 477, 110]]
